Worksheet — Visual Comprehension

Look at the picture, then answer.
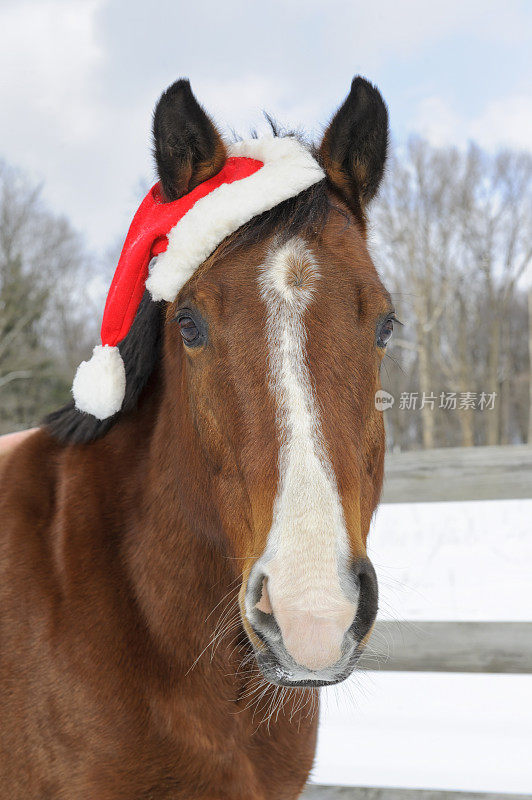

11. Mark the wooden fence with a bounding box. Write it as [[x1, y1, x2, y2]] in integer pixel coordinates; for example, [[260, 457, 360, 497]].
[[381, 444, 532, 503], [358, 620, 532, 674], [303, 788, 531, 800], [302, 446, 532, 800]]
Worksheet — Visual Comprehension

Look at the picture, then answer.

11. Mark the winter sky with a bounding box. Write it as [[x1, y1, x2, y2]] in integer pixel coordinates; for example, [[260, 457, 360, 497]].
[[1, 0, 531, 255]]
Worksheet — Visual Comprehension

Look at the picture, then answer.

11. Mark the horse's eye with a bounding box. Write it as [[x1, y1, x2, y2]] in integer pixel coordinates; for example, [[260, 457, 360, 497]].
[[177, 316, 200, 345], [377, 318, 394, 348]]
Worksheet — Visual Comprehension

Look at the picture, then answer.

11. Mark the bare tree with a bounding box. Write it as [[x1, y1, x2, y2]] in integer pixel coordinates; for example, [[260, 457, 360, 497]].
[[0, 160, 97, 432], [373, 138, 463, 448], [528, 287, 532, 444], [456, 146, 532, 444], [371, 138, 532, 450]]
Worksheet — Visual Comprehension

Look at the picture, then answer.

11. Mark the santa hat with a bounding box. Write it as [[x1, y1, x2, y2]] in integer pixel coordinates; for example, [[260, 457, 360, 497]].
[[72, 136, 325, 420]]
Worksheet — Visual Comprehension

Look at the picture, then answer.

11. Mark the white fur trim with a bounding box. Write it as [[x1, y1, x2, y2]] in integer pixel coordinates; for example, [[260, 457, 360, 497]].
[[72, 345, 126, 420], [145, 136, 325, 302]]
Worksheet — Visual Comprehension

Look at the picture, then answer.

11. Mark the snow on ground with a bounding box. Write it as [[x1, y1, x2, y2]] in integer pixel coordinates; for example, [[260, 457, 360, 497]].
[[368, 499, 532, 621], [312, 499, 532, 794], [314, 672, 532, 794]]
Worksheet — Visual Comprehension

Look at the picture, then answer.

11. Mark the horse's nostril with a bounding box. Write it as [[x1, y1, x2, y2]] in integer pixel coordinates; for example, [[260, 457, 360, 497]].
[[255, 576, 273, 615], [246, 571, 268, 612], [246, 573, 282, 644], [350, 558, 379, 642]]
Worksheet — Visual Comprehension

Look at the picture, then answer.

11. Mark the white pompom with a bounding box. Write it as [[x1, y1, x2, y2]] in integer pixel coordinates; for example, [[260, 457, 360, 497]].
[[72, 345, 126, 420]]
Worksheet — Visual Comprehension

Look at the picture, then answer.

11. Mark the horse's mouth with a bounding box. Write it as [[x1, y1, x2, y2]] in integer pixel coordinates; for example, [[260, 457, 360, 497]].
[[248, 625, 368, 688], [255, 652, 350, 687]]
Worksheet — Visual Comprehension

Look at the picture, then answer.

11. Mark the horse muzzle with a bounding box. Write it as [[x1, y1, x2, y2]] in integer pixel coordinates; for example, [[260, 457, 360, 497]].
[[243, 557, 378, 687]]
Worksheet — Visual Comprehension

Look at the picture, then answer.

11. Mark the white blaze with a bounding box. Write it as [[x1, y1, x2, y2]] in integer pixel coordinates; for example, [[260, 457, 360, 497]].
[[254, 238, 356, 672]]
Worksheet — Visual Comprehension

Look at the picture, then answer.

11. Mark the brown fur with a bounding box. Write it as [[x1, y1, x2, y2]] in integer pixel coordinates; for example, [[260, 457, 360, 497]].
[[0, 78, 390, 798], [0, 205, 389, 799]]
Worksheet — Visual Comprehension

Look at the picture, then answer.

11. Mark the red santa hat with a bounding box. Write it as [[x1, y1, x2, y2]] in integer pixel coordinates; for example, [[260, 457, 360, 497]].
[[72, 135, 325, 419]]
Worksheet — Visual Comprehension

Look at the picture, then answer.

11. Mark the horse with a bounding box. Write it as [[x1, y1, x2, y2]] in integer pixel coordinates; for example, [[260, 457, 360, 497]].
[[0, 76, 392, 799]]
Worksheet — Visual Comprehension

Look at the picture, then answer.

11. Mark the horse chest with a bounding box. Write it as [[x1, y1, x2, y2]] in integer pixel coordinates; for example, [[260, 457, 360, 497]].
[[143, 686, 316, 799]]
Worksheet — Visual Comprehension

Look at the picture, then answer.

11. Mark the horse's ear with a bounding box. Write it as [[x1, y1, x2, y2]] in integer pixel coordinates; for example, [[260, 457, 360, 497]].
[[153, 79, 227, 201], [319, 77, 388, 214]]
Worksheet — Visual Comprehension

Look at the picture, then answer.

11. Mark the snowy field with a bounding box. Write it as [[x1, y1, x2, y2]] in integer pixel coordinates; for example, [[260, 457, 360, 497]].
[[312, 499, 532, 794], [370, 499, 532, 622]]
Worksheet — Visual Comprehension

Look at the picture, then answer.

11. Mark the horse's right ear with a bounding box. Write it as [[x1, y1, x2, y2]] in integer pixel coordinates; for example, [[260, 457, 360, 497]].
[[153, 79, 227, 202]]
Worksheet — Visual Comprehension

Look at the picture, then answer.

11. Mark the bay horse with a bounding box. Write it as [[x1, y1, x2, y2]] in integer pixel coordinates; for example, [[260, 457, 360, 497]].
[[0, 76, 392, 798]]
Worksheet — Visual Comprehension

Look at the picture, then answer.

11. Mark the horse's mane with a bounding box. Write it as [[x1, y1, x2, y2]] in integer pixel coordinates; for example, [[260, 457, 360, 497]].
[[45, 133, 334, 446], [44, 292, 164, 444]]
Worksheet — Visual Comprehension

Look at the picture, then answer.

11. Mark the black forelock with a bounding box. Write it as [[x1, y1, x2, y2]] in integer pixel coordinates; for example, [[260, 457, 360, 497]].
[[222, 123, 337, 255], [221, 178, 333, 259], [44, 291, 164, 445]]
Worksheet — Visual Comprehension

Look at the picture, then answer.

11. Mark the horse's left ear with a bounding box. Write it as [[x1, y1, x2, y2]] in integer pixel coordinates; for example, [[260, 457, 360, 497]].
[[153, 78, 227, 201], [319, 77, 388, 214]]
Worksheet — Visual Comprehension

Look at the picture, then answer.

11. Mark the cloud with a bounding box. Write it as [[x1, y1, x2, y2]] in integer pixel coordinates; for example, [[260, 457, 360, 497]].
[[0, 0, 104, 143], [194, 74, 324, 138], [0, 0, 123, 251], [0, 0, 531, 256], [412, 97, 462, 148], [317, 0, 531, 71], [414, 94, 532, 151], [469, 95, 532, 151]]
